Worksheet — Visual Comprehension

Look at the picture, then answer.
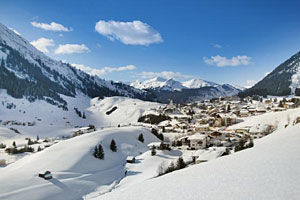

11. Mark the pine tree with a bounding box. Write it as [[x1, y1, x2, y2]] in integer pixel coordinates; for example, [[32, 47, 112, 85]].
[[12, 141, 16, 147], [176, 157, 186, 170], [138, 133, 144, 143], [37, 146, 42, 151], [98, 144, 104, 159], [93, 146, 98, 158], [110, 139, 117, 152], [37, 135, 39, 141], [82, 112, 86, 119], [151, 145, 156, 156]]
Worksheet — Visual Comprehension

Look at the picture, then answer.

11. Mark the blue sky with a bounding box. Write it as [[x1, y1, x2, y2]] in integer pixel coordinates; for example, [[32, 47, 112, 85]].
[[1, 0, 300, 87]]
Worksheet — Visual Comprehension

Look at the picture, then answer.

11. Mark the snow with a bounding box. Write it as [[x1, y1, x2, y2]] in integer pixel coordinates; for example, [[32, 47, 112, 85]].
[[88, 96, 162, 127], [182, 78, 218, 88], [130, 77, 185, 91], [130, 77, 243, 94], [0, 126, 160, 200], [95, 122, 300, 200]]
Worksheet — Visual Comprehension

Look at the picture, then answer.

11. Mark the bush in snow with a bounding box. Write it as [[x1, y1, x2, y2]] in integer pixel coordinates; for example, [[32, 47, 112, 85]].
[[110, 139, 117, 152], [138, 133, 144, 143]]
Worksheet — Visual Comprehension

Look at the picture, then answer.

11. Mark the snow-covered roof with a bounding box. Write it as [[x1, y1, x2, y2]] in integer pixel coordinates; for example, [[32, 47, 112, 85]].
[[188, 133, 207, 140]]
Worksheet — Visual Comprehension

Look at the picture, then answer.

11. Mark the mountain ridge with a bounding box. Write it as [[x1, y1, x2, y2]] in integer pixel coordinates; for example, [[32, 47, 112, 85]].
[[239, 51, 300, 97]]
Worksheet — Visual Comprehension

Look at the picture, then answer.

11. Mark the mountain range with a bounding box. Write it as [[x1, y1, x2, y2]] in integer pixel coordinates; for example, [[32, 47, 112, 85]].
[[130, 77, 242, 103]]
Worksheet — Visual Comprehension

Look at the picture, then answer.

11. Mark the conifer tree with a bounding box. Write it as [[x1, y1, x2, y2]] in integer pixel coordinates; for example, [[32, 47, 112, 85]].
[[151, 145, 156, 156], [138, 133, 144, 143], [37, 146, 42, 152], [176, 157, 186, 170], [110, 139, 117, 152], [12, 141, 16, 147], [98, 144, 104, 159], [93, 146, 98, 158]]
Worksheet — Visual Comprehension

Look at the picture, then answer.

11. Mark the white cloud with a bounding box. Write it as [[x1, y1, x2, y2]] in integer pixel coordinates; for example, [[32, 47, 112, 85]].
[[31, 21, 72, 32], [9, 27, 21, 36], [95, 20, 163, 46], [213, 44, 222, 49], [71, 63, 136, 76], [245, 80, 257, 88], [55, 44, 89, 54], [203, 55, 251, 67], [141, 71, 192, 80], [30, 38, 55, 53]]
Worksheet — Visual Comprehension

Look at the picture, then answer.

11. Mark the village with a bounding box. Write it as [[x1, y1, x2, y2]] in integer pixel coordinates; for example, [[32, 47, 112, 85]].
[[139, 96, 300, 164]]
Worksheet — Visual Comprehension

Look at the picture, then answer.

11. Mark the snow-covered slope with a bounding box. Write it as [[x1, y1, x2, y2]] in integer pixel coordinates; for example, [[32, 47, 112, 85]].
[[0, 127, 160, 200], [0, 92, 162, 141], [88, 96, 163, 127], [96, 120, 300, 200], [182, 78, 218, 88], [130, 77, 185, 91]]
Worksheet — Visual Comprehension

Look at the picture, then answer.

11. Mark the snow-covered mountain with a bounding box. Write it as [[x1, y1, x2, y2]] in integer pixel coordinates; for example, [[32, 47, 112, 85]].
[[131, 77, 185, 91], [182, 78, 219, 88], [130, 77, 242, 103], [240, 51, 300, 97], [0, 22, 155, 109], [130, 77, 241, 92]]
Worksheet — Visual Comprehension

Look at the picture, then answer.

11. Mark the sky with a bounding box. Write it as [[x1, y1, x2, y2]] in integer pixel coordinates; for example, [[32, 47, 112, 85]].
[[1, 0, 300, 87]]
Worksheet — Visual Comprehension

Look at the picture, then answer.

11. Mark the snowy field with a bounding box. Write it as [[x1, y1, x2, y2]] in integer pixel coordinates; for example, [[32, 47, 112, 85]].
[[95, 121, 300, 200]]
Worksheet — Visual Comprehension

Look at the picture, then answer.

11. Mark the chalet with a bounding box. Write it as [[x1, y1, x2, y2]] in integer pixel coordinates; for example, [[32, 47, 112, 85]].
[[178, 136, 190, 146], [214, 113, 237, 127], [256, 107, 267, 113], [126, 156, 136, 163], [195, 123, 210, 132], [39, 171, 53, 180], [188, 133, 208, 150], [74, 125, 96, 135], [239, 109, 249, 117], [234, 127, 250, 134], [208, 131, 226, 146]]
